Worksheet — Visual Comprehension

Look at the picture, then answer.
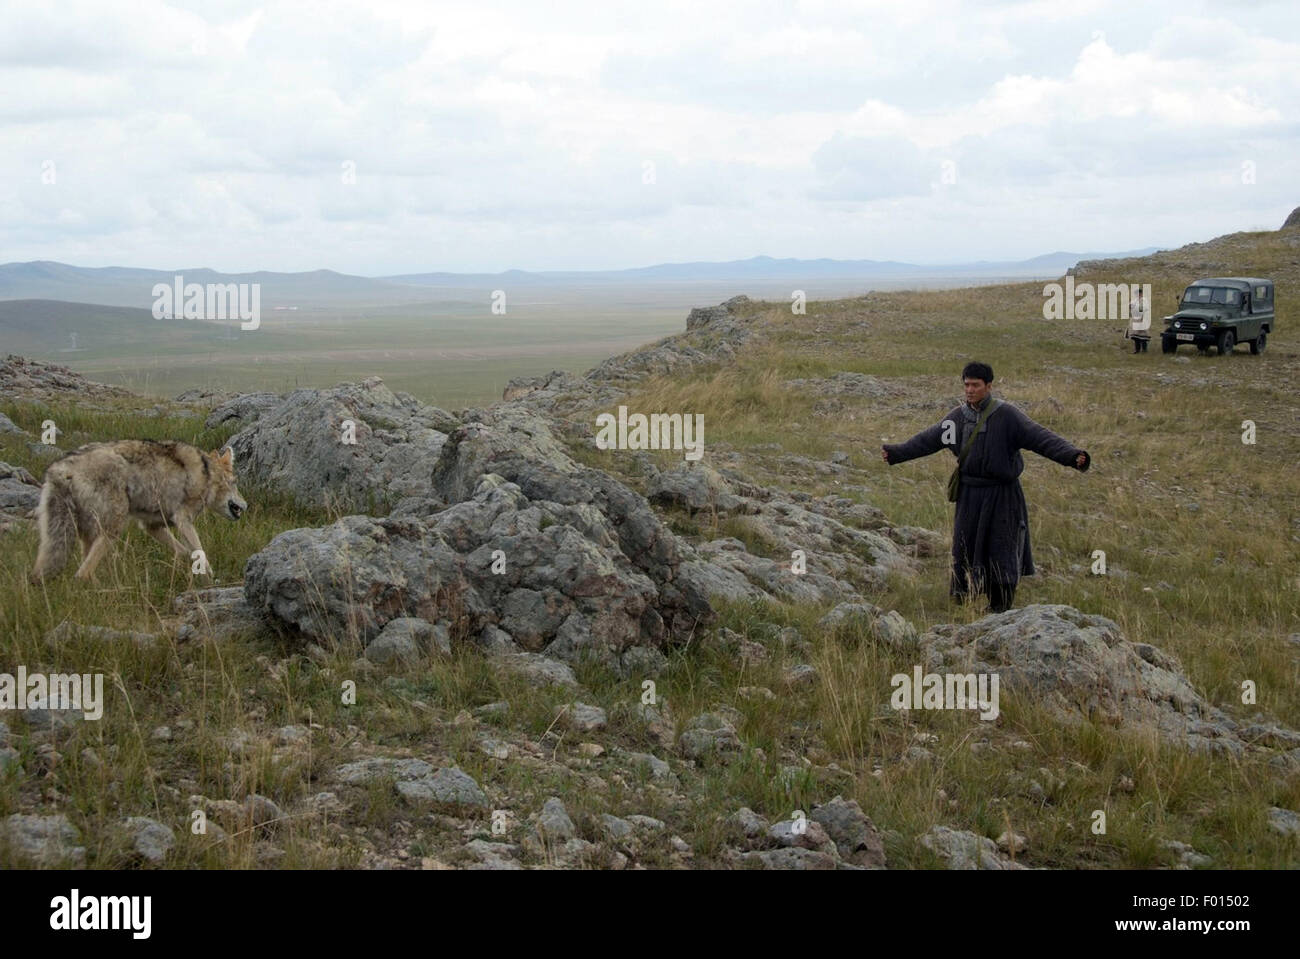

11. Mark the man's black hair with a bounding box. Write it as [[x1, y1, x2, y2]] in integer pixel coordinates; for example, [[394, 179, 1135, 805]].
[[962, 361, 994, 384]]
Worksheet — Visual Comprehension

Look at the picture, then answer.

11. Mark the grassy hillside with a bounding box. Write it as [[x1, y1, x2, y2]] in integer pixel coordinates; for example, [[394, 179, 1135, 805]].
[[1, 228, 1297, 869]]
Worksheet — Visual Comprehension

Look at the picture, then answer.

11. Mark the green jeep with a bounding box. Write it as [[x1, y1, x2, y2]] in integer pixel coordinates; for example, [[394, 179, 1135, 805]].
[[1160, 277, 1274, 355]]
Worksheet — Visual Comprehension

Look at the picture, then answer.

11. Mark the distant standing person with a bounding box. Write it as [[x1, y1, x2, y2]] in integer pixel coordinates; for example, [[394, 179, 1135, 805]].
[[879, 362, 1090, 613], [1128, 288, 1150, 353]]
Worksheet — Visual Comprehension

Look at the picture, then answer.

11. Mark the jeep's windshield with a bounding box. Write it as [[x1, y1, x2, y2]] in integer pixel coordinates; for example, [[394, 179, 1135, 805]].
[[1181, 286, 1240, 306]]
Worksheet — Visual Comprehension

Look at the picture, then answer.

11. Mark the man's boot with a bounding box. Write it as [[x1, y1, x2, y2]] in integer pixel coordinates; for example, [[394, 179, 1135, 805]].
[[988, 580, 1016, 613]]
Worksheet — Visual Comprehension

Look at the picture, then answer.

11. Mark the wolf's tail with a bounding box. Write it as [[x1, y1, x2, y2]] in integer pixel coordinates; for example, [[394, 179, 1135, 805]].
[[30, 465, 77, 583]]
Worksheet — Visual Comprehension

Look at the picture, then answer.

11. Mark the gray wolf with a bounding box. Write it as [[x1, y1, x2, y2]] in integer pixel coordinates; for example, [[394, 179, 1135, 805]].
[[29, 440, 246, 583]]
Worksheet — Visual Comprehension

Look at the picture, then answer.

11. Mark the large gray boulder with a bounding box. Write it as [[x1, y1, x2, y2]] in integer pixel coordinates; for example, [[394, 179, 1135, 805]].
[[918, 605, 1295, 756], [228, 376, 459, 510], [244, 473, 683, 665]]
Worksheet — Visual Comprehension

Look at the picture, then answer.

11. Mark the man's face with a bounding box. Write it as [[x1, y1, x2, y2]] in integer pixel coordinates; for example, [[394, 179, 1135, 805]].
[[963, 377, 990, 406]]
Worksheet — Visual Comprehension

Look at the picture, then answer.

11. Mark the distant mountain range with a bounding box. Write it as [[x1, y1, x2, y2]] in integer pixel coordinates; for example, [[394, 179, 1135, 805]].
[[0, 251, 1160, 309]]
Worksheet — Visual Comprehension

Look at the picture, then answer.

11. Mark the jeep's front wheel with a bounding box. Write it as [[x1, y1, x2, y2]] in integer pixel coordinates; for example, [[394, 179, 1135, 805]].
[[1250, 331, 1267, 355], [1161, 336, 1176, 354], [1217, 330, 1235, 355]]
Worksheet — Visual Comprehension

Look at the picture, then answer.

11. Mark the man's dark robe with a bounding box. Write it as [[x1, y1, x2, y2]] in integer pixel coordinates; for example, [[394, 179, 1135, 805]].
[[883, 395, 1089, 605]]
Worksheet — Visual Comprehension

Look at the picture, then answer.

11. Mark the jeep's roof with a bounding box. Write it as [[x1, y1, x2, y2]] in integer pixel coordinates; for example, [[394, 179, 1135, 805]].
[[1187, 277, 1272, 288]]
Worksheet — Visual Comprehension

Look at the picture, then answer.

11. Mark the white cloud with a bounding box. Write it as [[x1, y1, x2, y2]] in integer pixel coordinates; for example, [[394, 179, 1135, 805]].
[[0, 0, 1296, 271]]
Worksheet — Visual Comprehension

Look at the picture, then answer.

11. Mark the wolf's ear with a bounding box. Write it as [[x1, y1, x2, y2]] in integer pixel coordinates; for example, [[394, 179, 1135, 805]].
[[216, 446, 234, 467]]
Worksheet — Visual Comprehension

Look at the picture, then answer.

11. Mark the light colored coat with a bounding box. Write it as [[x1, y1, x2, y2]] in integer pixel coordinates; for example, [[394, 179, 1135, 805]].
[[30, 440, 246, 583]]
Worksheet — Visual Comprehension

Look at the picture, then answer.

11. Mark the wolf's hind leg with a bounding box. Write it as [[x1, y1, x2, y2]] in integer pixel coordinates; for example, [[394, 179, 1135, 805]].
[[73, 505, 127, 582], [74, 533, 115, 580]]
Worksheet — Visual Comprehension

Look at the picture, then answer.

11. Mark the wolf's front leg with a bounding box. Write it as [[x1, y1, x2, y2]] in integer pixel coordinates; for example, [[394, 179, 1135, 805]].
[[176, 521, 215, 580], [145, 522, 190, 559]]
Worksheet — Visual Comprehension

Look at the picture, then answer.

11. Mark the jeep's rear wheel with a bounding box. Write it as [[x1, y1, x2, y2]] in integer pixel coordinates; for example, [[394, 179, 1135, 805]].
[[1161, 336, 1176, 354], [1250, 331, 1267, 355], [1217, 330, 1235, 355]]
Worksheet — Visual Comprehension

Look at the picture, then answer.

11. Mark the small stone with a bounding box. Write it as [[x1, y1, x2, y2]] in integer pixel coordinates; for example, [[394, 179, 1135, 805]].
[[669, 835, 692, 854], [150, 726, 172, 742], [727, 807, 770, 839], [783, 664, 818, 689], [577, 743, 605, 758], [626, 815, 666, 832], [243, 794, 285, 831], [305, 791, 346, 815], [600, 814, 633, 841], [493, 652, 578, 689], [741, 847, 837, 870], [1160, 839, 1211, 869], [562, 702, 607, 733], [537, 797, 575, 841], [738, 686, 776, 702], [2, 814, 86, 865], [473, 701, 510, 719], [396, 767, 489, 809], [274, 725, 311, 746], [123, 817, 175, 863], [777, 626, 807, 652], [622, 751, 675, 782], [769, 818, 833, 851], [810, 795, 887, 868], [463, 839, 522, 870], [1267, 806, 1300, 837], [874, 610, 918, 650], [678, 713, 742, 763], [334, 757, 434, 784], [996, 830, 1027, 855], [919, 825, 1026, 870]]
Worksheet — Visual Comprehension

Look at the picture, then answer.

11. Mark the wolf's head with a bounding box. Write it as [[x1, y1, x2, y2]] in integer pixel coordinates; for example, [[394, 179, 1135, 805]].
[[207, 447, 247, 520]]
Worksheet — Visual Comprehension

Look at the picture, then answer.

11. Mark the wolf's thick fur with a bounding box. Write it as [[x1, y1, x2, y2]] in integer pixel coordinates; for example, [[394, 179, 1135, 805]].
[[30, 440, 247, 583]]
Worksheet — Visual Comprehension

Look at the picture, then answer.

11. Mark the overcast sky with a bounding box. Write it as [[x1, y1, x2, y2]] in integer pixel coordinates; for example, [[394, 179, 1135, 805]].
[[2, 0, 1296, 273]]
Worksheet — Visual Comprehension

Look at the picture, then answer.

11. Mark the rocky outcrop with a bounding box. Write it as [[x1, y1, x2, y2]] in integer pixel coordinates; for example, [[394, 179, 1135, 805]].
[[228, 376, 460, 510], [205, 391, 284, 429], [1282, 206, 1300, 230], [0, 354, 134, 403], [238, 295, 920, 664], [499, 295, 762, 416], [917, 604, 1300, 757], [244, 469, 707, 668]]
